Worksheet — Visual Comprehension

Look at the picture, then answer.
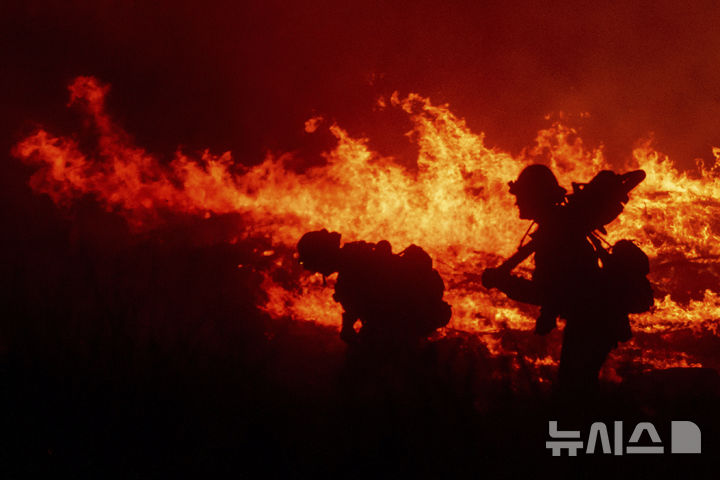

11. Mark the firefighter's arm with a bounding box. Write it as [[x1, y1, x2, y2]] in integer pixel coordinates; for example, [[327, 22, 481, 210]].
[[483, 270, 541, 305], [482, 238, 539, 303]]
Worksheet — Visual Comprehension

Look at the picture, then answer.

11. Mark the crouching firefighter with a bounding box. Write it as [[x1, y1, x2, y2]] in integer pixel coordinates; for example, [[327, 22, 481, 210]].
[[482, 165, 653, 395], [297, 229, 452, 353]]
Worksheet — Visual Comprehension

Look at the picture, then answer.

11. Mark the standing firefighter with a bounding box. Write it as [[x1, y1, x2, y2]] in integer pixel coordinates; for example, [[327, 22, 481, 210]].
[[297, 229, 452, 351], [482, 165, 652, 395]]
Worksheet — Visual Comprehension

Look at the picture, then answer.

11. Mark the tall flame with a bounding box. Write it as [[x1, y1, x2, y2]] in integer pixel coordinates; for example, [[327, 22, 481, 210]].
[[13, 76, 720, 375]]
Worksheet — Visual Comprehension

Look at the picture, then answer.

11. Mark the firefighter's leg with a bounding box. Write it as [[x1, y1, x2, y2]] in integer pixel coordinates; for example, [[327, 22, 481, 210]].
[[558, 320, 612, 396]]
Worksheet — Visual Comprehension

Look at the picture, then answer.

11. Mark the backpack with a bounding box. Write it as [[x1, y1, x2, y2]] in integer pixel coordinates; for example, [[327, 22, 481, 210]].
[[590, 238, 654, 344], [397, 245, 452, 333], [335, 242, 451, 339], [602, 239, 654, 314], [568, 169, 646, 234]]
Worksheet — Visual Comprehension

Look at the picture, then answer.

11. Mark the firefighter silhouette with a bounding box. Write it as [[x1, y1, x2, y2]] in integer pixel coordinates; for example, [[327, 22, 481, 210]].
[[482, 164, 652, 394], [297, 229, 451, 351]]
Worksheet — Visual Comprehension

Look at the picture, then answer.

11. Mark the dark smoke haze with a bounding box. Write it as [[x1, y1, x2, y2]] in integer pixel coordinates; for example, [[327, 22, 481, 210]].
[[2, 1, 719, 171]]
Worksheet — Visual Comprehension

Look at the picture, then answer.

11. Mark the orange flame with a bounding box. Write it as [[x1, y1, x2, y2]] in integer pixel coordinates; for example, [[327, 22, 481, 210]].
[[13, 76, 720, 373]]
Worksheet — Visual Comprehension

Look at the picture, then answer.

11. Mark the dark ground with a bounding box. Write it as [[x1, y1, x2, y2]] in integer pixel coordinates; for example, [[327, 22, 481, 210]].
[[2, 189, 719, 478]]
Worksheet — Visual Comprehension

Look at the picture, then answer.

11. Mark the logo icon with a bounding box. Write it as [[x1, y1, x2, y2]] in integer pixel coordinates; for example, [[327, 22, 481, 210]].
[[546, 420, 701, 456]]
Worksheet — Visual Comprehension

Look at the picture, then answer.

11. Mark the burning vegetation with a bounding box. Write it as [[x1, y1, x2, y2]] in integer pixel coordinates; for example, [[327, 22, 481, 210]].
[[13, 76, 720, 383]]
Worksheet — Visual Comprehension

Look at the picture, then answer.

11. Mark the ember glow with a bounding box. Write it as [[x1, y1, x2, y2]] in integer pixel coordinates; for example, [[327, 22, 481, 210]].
[[13, 77, 720, 376]]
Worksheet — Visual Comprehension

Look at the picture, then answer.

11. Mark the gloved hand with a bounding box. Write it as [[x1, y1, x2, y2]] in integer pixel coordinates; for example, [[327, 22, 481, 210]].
[[481, 267, 503, 289]]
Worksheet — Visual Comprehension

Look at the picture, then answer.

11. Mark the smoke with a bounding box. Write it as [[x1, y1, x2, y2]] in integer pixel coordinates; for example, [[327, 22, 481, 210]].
[[2, 1, 719, 168]]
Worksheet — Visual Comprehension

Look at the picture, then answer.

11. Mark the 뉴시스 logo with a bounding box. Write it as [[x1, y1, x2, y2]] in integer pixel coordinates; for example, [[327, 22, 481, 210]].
[[546, 420, 701, 456]]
